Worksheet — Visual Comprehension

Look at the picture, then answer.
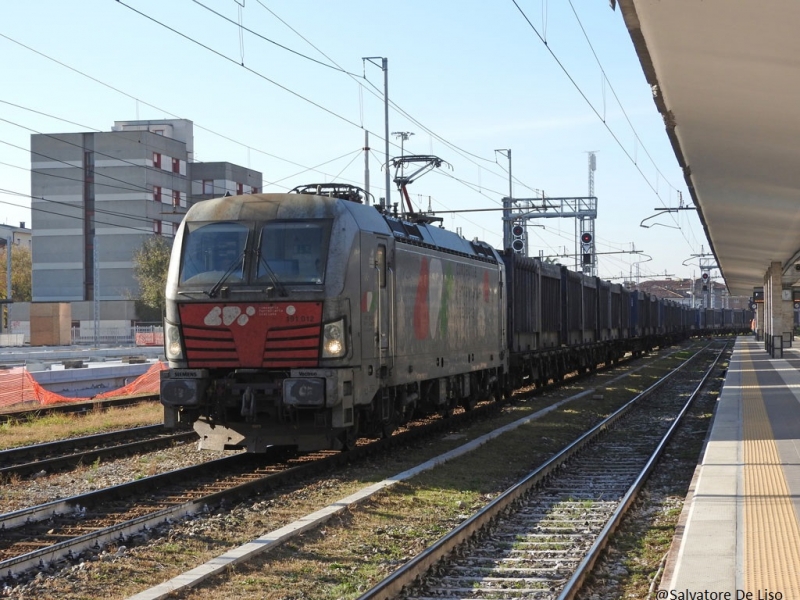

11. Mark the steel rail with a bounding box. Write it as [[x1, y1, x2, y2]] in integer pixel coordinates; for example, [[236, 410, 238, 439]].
[[355, 343, 720, 600], [0, 425, 197, 479]]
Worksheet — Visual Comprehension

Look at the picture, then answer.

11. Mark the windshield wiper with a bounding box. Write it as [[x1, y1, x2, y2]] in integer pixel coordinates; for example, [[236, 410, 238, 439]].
[[256, 253, 288, 297], [207, 250, 246, 298]]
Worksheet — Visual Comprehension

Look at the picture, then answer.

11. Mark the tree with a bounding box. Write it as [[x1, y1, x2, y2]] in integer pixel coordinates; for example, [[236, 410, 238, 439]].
[[132, 235, 173, 317], [0, 244, 32, 302]]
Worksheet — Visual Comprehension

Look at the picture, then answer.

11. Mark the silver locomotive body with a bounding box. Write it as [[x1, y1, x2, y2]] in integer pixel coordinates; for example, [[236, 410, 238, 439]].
[[161, 191, 507, 452]]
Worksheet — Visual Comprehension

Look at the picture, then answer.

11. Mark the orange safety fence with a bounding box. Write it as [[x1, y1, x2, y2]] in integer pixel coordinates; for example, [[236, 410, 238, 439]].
[[0, 362, 166, 408]]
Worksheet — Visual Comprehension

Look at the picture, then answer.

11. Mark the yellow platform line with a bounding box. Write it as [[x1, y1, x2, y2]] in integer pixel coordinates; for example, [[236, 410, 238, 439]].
[[742, 352, 800, 595]]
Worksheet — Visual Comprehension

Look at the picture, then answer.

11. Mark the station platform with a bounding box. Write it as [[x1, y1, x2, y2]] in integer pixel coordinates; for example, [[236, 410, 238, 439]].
[[661, 336, 800, 598]]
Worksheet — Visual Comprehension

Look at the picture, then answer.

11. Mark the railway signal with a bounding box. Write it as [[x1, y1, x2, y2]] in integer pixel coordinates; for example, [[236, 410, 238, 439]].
[[511, 222, 525, 254], [580, 232, 593, 265]]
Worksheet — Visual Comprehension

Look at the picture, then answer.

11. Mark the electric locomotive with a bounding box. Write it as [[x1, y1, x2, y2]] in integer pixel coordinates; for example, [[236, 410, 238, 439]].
[[160, 184, 507, 452]]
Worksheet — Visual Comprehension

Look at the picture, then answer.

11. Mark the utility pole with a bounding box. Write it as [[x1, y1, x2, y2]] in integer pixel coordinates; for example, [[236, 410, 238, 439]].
[[363, 131, 370, 205], [495, 149, 512, 250], [392, 131, 414, 157], [363, 57, 390, 208], [577, 151, 597, 275], [2, 235, 11, 334]]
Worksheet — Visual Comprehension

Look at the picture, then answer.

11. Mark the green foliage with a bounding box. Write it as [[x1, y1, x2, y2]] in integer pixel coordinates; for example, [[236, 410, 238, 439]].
[[0, 245, 32, 302], [132, 235, 173, 314]]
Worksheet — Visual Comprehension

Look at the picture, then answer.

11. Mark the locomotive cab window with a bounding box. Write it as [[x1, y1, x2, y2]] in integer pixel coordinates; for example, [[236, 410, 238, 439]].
[[179, 222, 249, 285], [256, 220, 331, 284]]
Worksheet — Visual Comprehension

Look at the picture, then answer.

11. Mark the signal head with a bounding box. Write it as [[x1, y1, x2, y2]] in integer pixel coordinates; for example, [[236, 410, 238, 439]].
[[512, 224, 524, 237], [580, 232, 592, 244]]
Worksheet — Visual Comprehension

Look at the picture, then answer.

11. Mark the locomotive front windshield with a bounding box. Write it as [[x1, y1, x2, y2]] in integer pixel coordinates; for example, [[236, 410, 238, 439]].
[[179, 222, 249, 285], [177, 219, 332, 288], [256, 221, 330, 284]]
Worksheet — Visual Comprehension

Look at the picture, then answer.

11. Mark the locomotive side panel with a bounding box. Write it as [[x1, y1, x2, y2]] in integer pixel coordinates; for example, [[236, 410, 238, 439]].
[[392, 242, 504, 383]]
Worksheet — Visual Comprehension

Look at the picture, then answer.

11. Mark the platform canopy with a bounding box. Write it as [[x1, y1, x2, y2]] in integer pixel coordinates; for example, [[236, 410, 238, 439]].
[[617, 0, 800, 297]]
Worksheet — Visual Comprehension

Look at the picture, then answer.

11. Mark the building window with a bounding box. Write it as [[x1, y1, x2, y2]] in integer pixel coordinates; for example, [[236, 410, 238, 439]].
[[153, 220, 162, 235], [173, 190, 181, 207], [237, 182, 243, 195], [153, 185, 162, 203], [203, 180, 213, 195], [172, 157, 180, 173], [252, 187, 259, 194], [153, 152, 161, 169]]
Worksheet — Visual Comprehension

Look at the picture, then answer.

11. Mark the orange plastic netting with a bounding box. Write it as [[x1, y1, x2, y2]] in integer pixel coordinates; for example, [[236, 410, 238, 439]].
[[0, 362, 165, 408]]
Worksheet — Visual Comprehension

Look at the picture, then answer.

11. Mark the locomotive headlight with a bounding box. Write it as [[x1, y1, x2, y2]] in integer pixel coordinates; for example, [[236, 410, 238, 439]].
[[164, 321, 184, 361], [322, 318, 346, 358]]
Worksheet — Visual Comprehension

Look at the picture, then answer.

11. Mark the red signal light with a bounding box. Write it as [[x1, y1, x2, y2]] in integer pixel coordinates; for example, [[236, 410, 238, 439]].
[[580, 232, 592, 244]]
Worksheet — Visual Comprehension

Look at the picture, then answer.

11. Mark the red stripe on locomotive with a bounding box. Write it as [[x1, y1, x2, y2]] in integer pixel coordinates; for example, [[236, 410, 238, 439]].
[[178, 302, 323, 368]]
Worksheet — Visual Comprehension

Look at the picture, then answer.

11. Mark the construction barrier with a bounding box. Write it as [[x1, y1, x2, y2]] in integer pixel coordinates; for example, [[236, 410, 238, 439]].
[[0, 362, 166, 409]]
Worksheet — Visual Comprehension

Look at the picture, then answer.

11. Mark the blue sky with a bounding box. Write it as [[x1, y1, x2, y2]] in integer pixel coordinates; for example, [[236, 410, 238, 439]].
[[0, 0, 708, 283]]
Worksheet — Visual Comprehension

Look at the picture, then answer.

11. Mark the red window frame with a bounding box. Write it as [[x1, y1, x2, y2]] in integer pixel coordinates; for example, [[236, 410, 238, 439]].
[[153, 152, 161, 169]]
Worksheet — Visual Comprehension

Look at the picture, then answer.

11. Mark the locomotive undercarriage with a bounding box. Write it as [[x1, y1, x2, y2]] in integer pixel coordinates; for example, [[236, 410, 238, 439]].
[[175, 365, 505, 453]]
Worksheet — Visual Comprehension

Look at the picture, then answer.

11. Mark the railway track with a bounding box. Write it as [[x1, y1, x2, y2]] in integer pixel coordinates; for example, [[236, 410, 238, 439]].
[[0, 342, 702, 590], [0, 384, 515, 583], [0, 424, 197, 479], [358, 342, 726, 600]]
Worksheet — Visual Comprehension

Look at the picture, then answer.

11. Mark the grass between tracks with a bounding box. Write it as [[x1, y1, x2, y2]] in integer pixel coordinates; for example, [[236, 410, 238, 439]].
[[0, 402, 163, 450]]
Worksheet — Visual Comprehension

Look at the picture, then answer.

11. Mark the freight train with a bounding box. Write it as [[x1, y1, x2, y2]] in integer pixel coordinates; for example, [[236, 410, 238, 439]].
[[160, 184, 750, 452]]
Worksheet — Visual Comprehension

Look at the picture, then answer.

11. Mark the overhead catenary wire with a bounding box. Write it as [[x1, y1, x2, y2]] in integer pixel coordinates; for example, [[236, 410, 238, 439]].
[[510, 0, 700, 255], [0, 33, 389, 198]]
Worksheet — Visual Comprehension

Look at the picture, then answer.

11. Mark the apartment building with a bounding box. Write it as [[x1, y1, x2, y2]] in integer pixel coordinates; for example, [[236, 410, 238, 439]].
[[23, 119, 262, 335]]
